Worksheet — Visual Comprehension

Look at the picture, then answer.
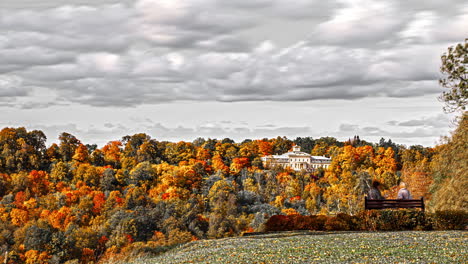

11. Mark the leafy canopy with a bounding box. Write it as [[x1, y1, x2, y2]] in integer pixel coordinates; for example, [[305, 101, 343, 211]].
[[439, 38, 467, 112]]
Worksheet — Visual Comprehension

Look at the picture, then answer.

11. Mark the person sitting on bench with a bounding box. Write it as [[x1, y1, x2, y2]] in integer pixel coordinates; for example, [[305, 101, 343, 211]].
[[397, 182, 412, 199], [368, 180, 384, 200]]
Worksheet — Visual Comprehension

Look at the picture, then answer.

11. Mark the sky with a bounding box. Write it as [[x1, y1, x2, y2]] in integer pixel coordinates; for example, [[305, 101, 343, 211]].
[[0, 0, 466, 147]]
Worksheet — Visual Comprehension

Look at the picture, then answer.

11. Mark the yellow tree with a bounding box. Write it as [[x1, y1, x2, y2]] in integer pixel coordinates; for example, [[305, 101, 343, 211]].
[[72, 144, 90, 163], [373, 147, 398, 187], [430, 113, 467, 211]]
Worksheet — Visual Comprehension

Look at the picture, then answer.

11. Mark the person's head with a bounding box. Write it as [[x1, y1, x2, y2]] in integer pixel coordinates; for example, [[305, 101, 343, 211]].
[[399, 182, 407, 189], [372, 180, 381, 188]]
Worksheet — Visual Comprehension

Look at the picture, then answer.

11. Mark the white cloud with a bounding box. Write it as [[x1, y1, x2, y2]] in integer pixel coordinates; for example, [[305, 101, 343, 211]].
[[314, 0, 405, 45]]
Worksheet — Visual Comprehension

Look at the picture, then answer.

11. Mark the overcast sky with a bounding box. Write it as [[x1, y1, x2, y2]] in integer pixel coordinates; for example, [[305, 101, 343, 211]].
[[0, 0, 466, 147]]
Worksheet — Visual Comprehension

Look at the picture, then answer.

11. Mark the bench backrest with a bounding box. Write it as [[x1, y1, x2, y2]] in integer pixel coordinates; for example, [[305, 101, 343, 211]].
[[365, 197, 425, 211]]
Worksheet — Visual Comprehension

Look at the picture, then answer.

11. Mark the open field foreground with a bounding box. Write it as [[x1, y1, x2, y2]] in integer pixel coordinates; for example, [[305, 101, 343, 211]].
[[129, 231, 467, 264]]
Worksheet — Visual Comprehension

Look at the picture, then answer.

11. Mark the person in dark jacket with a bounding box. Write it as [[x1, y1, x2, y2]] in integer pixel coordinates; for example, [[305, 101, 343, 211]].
[[368, 180, 384, 200]]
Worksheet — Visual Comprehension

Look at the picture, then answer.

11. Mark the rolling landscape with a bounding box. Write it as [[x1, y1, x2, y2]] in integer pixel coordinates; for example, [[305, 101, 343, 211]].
[[0, 0, 467, 263]]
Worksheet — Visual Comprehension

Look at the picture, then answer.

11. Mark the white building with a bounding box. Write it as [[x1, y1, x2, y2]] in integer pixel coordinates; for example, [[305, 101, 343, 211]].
[[261, 145, 331, 171]]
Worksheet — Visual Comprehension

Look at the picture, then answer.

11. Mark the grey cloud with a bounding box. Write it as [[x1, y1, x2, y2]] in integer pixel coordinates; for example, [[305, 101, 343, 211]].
[[0, 0, 133, 9], [0, 46, 75, 71], [9, 42, 447, 107], [272, 0, 341, 20], [15, 102, 57, 109], [339, 124, 359, 132], [257, 124, 276, 128], [195, 35, 252, 52], [226, 0, 340, 22], [0, 0, 466, 108], [136, 0, 256, 50], [0, 4, 136, 53], [390, 114, 450, 128], [0, 75, 30, 97]]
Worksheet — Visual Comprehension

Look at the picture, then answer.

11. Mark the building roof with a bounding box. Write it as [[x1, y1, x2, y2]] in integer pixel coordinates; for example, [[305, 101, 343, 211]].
[[276, 150, 310, 158], [311, 156, 332, 161], [263, 151, 330, 161]]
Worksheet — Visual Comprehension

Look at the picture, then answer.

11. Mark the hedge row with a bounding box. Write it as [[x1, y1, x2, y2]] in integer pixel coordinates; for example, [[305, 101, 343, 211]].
[[264, 210, 467, 232]]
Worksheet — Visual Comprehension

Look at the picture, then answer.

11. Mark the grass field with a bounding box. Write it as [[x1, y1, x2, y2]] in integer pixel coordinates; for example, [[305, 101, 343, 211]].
[[127, 231, 467, 264]]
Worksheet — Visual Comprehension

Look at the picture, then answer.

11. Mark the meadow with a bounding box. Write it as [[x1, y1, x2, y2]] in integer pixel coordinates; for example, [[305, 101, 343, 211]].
[[127, 230, 467, 264]]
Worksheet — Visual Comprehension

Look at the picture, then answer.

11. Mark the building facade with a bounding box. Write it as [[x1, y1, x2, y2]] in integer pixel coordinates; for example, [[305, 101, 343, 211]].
[[261, 145, 331, 171]]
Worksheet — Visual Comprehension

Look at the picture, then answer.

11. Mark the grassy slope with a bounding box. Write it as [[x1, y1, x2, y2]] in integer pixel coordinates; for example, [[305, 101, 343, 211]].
[[129, 231, 467, 264]]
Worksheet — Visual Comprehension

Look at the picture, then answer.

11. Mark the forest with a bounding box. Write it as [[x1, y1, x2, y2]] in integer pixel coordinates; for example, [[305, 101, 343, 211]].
[[0, 118, 465, 263], [0, 38, 466, 264]]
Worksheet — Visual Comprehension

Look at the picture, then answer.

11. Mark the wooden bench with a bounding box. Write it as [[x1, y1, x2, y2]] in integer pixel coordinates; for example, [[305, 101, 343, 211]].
[[365, 197, 425, 211]]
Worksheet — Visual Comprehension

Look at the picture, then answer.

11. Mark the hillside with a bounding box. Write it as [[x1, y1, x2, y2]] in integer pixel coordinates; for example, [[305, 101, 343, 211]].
[[0, 128, 461, 263], [127, 231, 467, 264]]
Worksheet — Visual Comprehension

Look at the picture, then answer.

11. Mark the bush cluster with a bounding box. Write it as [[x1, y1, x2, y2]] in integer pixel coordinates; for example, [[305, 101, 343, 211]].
[[265, 210, 467, 232], [430, 210, 467, 230]]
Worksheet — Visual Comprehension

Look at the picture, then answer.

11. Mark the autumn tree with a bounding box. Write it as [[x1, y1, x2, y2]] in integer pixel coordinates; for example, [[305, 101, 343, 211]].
[[58, 132, 81, 162], [430, 113, 467, 211], [73, 163, 101, 187], [122, 133, 151, 158], [72, 144, 90, 163], [439, 38, 467, 112], [90, 149, 105, 166], [50, 161, 71, 183], [207, 180, 239, 238], [136, 140, 161, 163], [0, 128, 46, 173], [293, 137, 315, 154], [271, 136, 293, 155], [45, 143, 60, 163], [164, 141, 196, 165], [128, 161, 156, 186], [211, 154, 229, 175], [23, 220, 54, 252], [102, 141, 122, 168], [230, 157, 250, 174], [399, 147, 433, 200]]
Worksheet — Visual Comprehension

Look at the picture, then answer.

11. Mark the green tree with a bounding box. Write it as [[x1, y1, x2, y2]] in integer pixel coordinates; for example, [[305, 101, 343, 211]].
[[58, 133, 81, 162], [207, 180, 239, 238], [439, 38, 467, 112]]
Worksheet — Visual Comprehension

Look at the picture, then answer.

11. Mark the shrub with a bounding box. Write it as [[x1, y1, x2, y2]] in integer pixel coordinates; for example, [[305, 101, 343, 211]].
[[264, 215, 291, 232], [266, 214, 356, 231], [288, 215, 320, 230], [356, 210, 380, 231], [430, 210, 468, 230], [324, 216, 349, 231], [324, 213, 360, 231], [357, 209, 428, 231], [167, 228, 193, 246], [265, 209, 466, 232], [308, 215, 328, 231]]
